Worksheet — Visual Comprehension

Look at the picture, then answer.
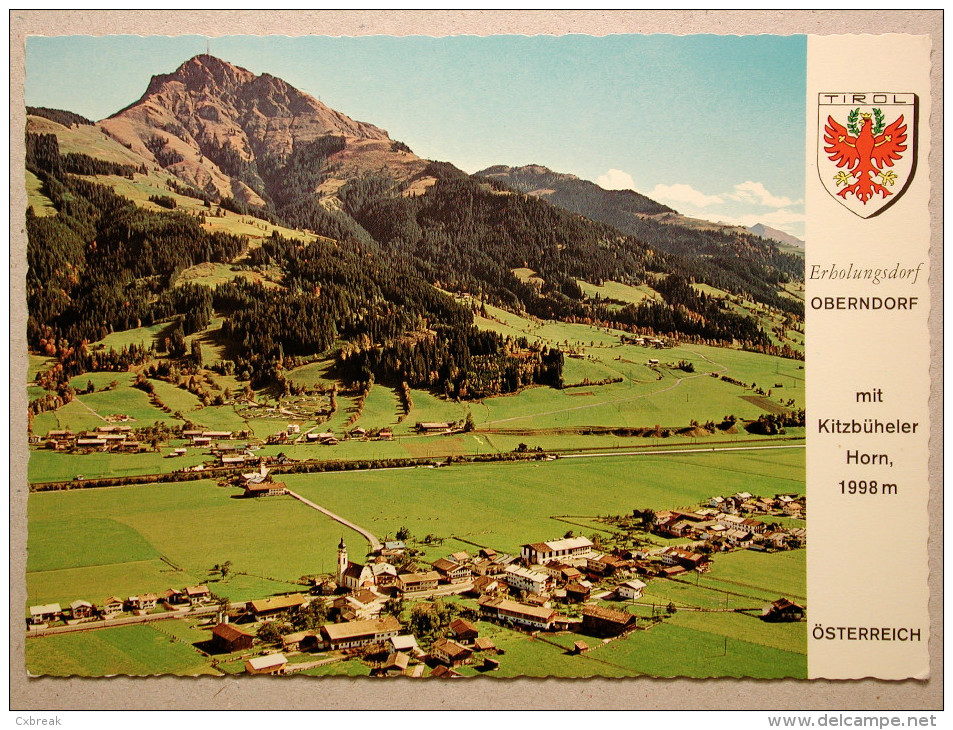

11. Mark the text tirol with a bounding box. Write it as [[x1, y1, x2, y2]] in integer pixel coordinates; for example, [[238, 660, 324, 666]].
[[820, 93, 910, 104]]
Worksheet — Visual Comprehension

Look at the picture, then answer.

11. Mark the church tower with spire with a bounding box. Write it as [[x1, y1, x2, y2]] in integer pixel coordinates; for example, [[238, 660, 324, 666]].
[[336, 537, 348, 584]]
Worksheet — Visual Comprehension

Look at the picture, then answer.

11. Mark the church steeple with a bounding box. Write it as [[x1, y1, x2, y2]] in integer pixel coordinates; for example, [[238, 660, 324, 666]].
[[336, 537, 348, 584]]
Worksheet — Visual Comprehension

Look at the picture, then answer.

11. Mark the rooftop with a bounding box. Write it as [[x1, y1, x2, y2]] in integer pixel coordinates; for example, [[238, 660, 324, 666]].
[[322, 615, 401, 642]]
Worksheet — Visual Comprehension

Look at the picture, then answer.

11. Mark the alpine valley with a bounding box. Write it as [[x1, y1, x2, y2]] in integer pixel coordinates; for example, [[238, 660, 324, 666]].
[[24, 55, 808, 680]]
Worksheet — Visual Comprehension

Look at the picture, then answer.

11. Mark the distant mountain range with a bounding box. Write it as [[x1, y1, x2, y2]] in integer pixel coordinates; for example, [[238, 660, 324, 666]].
[[475, 163, 803, 280]]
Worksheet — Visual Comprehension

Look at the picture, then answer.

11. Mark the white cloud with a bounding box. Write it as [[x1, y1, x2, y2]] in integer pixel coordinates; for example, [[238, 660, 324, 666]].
[[648, 183, 723, 208], [596, 168, 637, 190], [727, 181, 802, 208], [593, 170, 803, 237]]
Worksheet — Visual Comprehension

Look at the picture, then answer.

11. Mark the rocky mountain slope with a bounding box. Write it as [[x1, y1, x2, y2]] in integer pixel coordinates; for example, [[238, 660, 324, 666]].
[[100, 54, 433, 207]]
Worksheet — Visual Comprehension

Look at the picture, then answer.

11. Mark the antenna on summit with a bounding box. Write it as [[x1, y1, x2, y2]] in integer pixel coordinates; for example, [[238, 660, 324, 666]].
[[206, 39, 210, 56]]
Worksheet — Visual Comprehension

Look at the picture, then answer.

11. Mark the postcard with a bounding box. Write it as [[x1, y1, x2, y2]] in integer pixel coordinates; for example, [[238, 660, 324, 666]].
[[10, 10, 941, 711]]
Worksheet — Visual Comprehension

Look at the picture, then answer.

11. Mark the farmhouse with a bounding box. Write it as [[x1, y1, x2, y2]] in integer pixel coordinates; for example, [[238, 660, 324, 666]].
[[478, 595, 559, 630], [127, 593, 158, 611], [244, 481, 287, 498], [333, 590, 382, 622], [559, 581, 589, 604], [245, 653, 288, 675], [470, 575, 502, 596], [389, 635, 422, 656], [382, 651, 410, 676], [75, 437, 107, 450], [521, 536, 594, 565], [581, 605, 637, 637], [448, 618, 479, 645], [162, 588, 188, 606], [503, 564, 550, 595], [430, 665, 462, 678], [247, 594, 307, 618], [430, 637, 473, 667], [432, 558, 472, 584], [211, 622, 254, 653], [220, 454, 249, 465], [69, 600, 97, 620], [616, 579, 647, 600], [29, 604, 62, 625], [185, 585, 211, 605], [762, 598, 806, 622], [587, 554, 632, 578], [101, 596, 124, 617], [319, 615, 401, 650], [415, 422, 452, 433], [203, 431, 234, 440], [282, 630, 319, 652], [474, 637, 498, 654], [661, 547, 710, 571], [396, 571, 440, 594]]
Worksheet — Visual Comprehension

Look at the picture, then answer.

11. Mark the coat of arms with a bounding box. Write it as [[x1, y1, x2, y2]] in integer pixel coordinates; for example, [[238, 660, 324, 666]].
[[818, 93, 918, 217]]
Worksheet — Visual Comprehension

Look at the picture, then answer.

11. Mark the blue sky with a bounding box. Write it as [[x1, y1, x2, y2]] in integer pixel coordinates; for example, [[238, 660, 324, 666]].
[[26, 34, 807, 237]]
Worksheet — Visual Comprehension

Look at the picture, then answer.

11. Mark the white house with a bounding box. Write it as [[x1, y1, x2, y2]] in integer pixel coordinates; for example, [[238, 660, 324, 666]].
[[520, 536, 594, 566], [503, 564, 549, 595], [615, 580, 647, 600]]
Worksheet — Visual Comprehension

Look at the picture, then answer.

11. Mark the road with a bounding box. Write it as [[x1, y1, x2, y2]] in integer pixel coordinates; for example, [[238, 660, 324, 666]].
[[285, 489, 382, 551], [559, 443, 805, 460], [26, 601, 247, 638]]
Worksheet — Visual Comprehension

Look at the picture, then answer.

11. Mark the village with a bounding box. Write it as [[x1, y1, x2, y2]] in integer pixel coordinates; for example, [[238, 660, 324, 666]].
[[33, 420, 475, 475], [26, 483, 806, 678]]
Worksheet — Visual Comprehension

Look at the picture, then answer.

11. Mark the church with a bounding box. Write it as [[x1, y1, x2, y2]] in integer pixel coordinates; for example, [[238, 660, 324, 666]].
[[336, 538, 397, 592]]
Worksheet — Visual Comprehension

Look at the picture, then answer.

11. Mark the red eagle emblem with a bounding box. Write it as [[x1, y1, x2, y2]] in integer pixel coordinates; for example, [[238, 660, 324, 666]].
[[823, 108, 907, 204]]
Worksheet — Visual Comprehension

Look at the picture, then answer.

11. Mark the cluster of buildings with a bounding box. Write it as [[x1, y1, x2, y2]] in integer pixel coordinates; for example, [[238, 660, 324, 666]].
[[27, 584, 212, 629], [266, 425, 394, 446], [653, 492, 807, 552], [37, 425, 145, 453], [231, 614, 501, 677]]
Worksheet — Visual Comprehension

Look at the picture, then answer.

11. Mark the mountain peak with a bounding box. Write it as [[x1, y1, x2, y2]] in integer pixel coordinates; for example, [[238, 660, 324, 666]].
[[99, 54, 428, 207], [140, 54, 255, 100]]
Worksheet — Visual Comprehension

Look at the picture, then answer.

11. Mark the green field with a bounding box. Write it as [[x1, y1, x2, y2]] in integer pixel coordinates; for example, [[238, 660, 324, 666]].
[[29, 298, 803, 485], [27, 479, 363, 606], [25, 170, 57, 217], [576, 279, 661, 306], [283, 447, 804, 562], [26, 623, 215, 677]]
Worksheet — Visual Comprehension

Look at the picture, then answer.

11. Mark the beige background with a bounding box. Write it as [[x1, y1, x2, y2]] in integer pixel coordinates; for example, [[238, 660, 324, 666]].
[[9, 9, 943, 710], [806, 35, 933, 680]]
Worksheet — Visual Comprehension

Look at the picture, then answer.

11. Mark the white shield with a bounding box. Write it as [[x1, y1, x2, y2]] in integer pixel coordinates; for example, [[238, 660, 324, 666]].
[[817, 93, 918, 218]]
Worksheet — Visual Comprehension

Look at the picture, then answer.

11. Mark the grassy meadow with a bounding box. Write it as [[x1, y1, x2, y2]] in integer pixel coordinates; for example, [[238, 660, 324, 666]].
[[26, 479, 355, 607], [26, 623, 217, 677]]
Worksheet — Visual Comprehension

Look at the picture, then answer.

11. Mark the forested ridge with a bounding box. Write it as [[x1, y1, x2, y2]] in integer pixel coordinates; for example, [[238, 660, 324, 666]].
[[26, 93, 803, 399], [25, 133, 565, 398]]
